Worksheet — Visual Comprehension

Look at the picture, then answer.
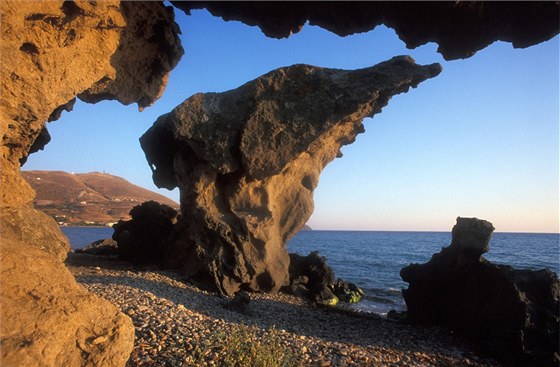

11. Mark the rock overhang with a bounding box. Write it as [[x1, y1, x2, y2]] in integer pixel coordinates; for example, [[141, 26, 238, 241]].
[[139, 56, 441, 295]]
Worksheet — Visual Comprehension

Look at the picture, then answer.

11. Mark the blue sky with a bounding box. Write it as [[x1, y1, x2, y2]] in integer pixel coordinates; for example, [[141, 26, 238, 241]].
[[23, 9, 559, 233]]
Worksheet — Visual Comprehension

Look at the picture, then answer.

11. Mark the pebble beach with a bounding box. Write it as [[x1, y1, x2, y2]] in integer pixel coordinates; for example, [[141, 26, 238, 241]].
[[66, 253, 500, 367]]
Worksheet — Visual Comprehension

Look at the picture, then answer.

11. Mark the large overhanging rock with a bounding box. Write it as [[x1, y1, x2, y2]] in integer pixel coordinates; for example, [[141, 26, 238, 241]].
[[173, 1, 559, 60], [0, 2, 183, 366], [141, 56, 441, 295], [0, 0, 183, 207]]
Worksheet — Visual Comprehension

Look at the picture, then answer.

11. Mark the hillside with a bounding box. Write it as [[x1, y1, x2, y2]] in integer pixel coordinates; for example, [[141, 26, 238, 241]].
[[22, 170, 179, 226]]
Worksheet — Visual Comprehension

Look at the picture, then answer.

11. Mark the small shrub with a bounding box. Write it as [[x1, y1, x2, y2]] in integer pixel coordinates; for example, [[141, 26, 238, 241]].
[[184, 324, 300, 367]]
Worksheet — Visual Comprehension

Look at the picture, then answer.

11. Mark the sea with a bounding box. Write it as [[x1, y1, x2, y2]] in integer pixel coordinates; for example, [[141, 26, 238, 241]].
[[62, 227, 560, 315]]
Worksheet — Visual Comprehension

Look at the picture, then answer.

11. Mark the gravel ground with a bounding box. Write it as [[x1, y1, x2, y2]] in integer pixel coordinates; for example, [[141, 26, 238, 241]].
[[66, 253, 501, 367]]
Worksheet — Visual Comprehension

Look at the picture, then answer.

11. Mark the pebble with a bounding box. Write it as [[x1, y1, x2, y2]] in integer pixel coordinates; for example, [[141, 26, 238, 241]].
[[67, 253, 500, 367]]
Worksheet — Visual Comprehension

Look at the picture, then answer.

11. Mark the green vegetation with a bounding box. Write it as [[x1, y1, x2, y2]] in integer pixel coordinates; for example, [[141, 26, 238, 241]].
[[185, 324, 301, 367]]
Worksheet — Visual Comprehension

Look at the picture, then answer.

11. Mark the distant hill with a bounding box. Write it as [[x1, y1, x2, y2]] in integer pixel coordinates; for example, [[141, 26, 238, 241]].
[[22, 170, 179, 226]]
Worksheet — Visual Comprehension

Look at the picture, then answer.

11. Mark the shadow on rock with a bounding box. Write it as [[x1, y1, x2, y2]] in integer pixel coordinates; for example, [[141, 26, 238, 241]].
[[401, 217, 560, 367]]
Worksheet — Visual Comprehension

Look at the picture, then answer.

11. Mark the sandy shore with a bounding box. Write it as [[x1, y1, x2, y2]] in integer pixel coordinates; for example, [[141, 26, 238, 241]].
[[66, 253, 500, 367]]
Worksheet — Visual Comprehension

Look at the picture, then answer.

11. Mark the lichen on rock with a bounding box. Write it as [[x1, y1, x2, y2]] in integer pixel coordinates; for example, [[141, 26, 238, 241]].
[[141, 56, 441, 296]]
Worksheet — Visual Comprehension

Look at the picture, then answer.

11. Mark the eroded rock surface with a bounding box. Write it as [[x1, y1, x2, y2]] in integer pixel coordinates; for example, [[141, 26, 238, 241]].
[[1, 0, 183, 207], [141, 56, 441, 296], [0, 239, 134, 367], [0, 206, 70, 262], [401, 217, 560, 366], [1, 2, 183, 365], [174, 1, 559, 60]]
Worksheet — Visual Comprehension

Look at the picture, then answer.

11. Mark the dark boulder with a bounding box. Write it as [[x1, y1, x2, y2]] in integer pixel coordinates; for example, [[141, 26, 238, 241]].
[[75, 238, 119, 257], [332, 278, 364, 304], [285, 251, 338, 305], [401, 217, 559, 366], [112, 201, 178, 265]]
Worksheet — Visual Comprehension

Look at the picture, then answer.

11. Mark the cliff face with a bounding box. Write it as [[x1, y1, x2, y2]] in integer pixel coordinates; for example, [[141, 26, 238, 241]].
[[0, 2, 183, 366], [140, 57, 441, 295], [22, 170, 178, 226]]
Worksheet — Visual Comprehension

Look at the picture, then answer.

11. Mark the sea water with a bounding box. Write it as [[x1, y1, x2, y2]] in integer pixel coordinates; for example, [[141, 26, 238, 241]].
[[288, 231, 559, 314], [62, 227, 559, 315]]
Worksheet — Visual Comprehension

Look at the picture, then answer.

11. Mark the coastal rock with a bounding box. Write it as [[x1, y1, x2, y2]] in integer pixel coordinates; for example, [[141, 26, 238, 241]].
[[113, 201, 178, 264], [1, 2, 182, 365], [287, 252, 337, 305], [141, 56, 441, 295], [332, 278, 364, 304], [76, 238, 119, 257], [401, 217, 560, 366], [1, 0, 183, 207], [0, 206, 70, 262], [174, 2, 559, 60], [0, 239, 134, 367]]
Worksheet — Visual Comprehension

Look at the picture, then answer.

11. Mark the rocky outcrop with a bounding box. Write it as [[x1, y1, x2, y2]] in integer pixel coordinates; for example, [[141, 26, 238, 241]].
[[174, 2, 559, 60], [1, 2, 183, 365], [285, 252, 364, 305], [1, 0, 183, 207], [286, 252, 337, 305], [113, 201, 178, 264], [0, 206, 70, 262], [332, 278, 364, 304], [400, 217, 560, 366], [76, 238, 119, 257], [0, 239, 134, 367], [141, 56, 441, 296]]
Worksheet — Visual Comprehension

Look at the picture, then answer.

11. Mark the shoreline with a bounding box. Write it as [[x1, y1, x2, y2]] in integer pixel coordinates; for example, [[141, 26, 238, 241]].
[[59, 225, 560, 235], [60, 225, 113, 228], [66, 253, 499, 367]]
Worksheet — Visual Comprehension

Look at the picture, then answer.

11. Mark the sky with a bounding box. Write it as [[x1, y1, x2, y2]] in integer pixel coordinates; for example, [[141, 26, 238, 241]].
[[23, 8, 559, 233]]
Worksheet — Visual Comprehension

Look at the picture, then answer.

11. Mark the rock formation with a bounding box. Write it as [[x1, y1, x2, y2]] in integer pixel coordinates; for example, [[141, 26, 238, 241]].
[[141, 56, 441, 296], [1, 239, 134, 366], [400, 217, 560, 367], [113, 201, 178, 264], [1, 2, 183, 366], [284, 251, 364, 306], [1, 0, 183, 208], [174, 1, 559, 60], [76, 238, 119, 257], [286, 252, 337, 305], [0, 206, 70, 262]]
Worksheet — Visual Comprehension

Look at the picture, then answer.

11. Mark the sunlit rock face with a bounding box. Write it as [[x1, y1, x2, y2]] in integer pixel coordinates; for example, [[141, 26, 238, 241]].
[[0, 0, 183, 207], [1, 239, 135, 367], [0, 2, 183, 366], [173, 1, 559, 60], [401, 217, 560, 367], [141, 56, 441, 295]]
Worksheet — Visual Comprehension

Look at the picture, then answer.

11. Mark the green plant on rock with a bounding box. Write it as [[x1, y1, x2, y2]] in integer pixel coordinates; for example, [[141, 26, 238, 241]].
[[185, 324, 301, 367]]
